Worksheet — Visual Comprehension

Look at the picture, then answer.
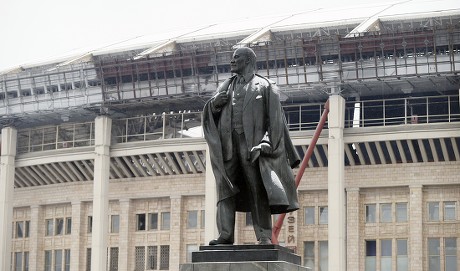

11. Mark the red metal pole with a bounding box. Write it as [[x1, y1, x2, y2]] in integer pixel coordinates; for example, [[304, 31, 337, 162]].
[[272, 99, 330, 244]]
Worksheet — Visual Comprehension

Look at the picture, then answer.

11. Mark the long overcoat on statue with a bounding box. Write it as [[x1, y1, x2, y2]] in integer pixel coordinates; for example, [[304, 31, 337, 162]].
[[203, 74, 300, 214]]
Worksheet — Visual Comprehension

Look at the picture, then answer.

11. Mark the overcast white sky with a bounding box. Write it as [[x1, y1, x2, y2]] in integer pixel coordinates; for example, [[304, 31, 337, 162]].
[[0, 0, 438, 71]]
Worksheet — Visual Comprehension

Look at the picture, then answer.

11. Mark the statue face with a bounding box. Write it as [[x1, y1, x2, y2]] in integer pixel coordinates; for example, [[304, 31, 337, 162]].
[[230, 49, 249, 75]]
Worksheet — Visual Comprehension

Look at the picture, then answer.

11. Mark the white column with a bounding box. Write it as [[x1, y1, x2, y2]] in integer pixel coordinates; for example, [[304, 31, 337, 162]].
[[204, 145, 218, 243], [0, 127, 17, 271], [118, 199, 131, 270], [328, 95, 346, 271], [28, 205, 40, 271], [70, 201, 82, 271], [409, 185, 423, 271], [91, 116, 112, 271], [169, 195, 182, 271]]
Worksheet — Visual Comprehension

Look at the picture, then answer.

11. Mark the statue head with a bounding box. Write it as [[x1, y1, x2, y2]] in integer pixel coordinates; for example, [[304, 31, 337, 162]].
[[230, 47, 257, 75]]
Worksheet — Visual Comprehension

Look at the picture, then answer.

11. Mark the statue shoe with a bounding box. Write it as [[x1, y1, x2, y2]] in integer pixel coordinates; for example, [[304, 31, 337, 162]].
[[209, 238, 233, 245], [258, 237, 272, 245]]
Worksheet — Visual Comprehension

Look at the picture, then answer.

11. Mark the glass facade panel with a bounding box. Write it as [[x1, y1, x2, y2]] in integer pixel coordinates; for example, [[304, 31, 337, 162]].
[[366, 204, 376, 223], [304, 207, 315, 225], [396, 203, 408, 222]]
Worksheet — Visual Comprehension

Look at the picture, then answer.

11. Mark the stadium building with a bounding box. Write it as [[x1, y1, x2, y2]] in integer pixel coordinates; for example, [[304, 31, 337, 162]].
[[1, 1, 459, 270]]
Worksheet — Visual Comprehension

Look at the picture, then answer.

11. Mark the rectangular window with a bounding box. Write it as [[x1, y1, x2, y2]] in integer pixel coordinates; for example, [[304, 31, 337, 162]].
[[14, 252, 22, 271], [111, 215, 120, 233], [319, 206, 328, 225], [45, 219, 54, 236], [65, 218, 72, 235], [25, 221, 30, 238], [445, 238, 457, 271], [135, 246, 146, 271], [64, 249, 71, 271], [137, 214, 146, 231], [148, 213, 158, 230], [303, 241, 314, 269], [396, 203, 408, 222], [200, 210, 205, 229], [396, 239, 408, 271], [87, 216, 93, 233], [187, 211, 198, 229], [304, 207, 315, 225], [319, 241, 328, 271], [24, 251, 29, 271], [109, 247, 119, 271], [186, 244, 198, 262], [380, 239, 392, 271], [56, 218, 64, 235], [45, 250, 52, 271], [428, 202, 440, 221], [380, 204, 392, 223], [428, 238, 440, 271], [16, 222, 24, 238], [366, 204, 376, 223], [161, 212, 170, 230], [86, 248, 91, 271], [159, 245, 170, 270], [55, 250, 63, 271], [365, 240, 376, 271], [147, 246, 158, 270], [444, 202, 456, 221], [245, 212, 253, 226]]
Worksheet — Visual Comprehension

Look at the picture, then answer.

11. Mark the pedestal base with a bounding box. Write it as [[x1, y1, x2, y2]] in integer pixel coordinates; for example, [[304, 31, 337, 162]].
[[180, 244, 309, 271]]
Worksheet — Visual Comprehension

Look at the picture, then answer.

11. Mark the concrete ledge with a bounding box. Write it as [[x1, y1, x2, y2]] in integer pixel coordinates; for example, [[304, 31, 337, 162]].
[[180, 261, 310, 271]]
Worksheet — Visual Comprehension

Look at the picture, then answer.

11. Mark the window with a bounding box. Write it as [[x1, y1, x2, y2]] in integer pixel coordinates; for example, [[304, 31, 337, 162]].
[[396, 239, 408, 271], [15, 252, 22, 271], [148, 213, 158, 230], [64, 249, 71, 271], [396, 203, 408, 222], [86, 248, 91, 271], [428, 238, 440, 271], [159, 245, 170, 270], [365, 240, 376, 271], [135, 246, 145, 271], [186, 244, 198, 262], [109, 247, 119, 271], [46, 219, 53, 236], [304, 207, 315, 225], [200, 210, 205, 229], [245, 212, 253, 226], [161, 212, 170, 230], [55, 250, 62, 271], [111, 215, 120, 233], [366, 204, 376, 223], [319, 206, 328, 225], [24, 251, 29, 271], [87, 216, 93, 233], [56, 218, 64, 235], [45, 250, 52, 271], [65, 218, 72, 235], [380, 204, 392, 223], [187, 211, 198, 229], [319, 241, 328, 271], [428, 202, 440, 221], [24, 221, 30, 238], [380, 239, 392, 271], [444, 202, 456, 221], [16, 222, 24, 238], [303, 241, 314, 269], [137, 214, 146, 231], [147, 246, 158, 270], [445, 238, 457, 271]]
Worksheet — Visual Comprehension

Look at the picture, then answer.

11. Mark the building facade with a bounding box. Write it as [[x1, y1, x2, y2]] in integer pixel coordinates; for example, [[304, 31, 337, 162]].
[[1, 2, 460, 270]]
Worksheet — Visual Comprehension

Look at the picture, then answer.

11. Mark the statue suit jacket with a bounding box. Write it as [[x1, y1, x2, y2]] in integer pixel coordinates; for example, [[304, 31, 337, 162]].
[[203, 74, 300, 214]]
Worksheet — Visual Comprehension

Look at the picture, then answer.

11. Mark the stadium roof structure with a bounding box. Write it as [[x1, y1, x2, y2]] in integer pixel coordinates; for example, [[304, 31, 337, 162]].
[[0, 0, 459, 129]]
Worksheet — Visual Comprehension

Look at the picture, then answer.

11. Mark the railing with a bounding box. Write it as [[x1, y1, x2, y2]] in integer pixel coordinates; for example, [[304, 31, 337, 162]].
[[15, 95, 460, 154]]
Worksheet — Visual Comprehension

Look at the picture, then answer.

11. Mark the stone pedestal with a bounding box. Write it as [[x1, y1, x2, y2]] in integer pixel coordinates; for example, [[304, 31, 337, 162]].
[[180, 245, 309, 271]]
